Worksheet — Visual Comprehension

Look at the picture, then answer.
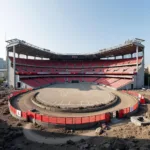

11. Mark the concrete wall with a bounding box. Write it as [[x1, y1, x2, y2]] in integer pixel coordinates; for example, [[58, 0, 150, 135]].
[[9, 58, 14, 87], [21, 81, 33, 89], [135, 58, 144, 89]]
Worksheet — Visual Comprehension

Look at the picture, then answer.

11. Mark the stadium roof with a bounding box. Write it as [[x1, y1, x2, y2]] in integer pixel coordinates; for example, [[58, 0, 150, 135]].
[[6, 38, 144, 60]]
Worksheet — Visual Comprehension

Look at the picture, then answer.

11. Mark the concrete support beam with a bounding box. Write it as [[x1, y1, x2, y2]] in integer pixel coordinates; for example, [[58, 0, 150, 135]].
[[6, 48, 9, 87], [13, 46, 16, 89], [136, 46, 139, 72]]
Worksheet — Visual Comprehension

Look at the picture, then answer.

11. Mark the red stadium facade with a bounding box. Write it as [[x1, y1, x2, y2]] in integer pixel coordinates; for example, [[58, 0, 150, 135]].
[[6, 38, 145, 90]]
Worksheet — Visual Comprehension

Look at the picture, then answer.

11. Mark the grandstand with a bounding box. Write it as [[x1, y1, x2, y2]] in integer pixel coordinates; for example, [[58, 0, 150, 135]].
[[6, 38, 144, 90]]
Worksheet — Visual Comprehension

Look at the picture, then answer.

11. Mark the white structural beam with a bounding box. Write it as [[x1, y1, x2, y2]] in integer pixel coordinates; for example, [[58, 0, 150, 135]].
[[13, 45, 16, 89], [6, 48, 9, 87], [136, 46, 138, 72]]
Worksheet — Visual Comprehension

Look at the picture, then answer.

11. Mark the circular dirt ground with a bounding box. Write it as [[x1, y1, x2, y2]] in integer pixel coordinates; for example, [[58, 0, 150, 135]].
[[36, 83, 115, 108], [11, 83, 137, 117]]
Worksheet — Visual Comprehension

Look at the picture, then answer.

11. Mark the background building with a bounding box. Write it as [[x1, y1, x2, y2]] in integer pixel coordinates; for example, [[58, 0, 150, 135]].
[[0, 58, 6, 79]]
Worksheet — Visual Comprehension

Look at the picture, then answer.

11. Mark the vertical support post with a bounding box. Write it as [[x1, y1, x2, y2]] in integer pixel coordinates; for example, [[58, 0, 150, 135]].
[[136, 46, 138, 72], [18, 54, 20, 58], [26, 55, 28, 59], [13, 45, 16, 89], [6, 47, 9, 87]]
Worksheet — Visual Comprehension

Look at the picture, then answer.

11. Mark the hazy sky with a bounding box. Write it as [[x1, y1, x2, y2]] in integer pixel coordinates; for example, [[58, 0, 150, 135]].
[[0, 0, 149, 65]]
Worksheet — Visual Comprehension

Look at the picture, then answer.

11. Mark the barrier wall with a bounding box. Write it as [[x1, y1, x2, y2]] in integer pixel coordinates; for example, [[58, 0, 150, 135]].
[[122, 90, 146, 104], [8, 89, 140, 129]]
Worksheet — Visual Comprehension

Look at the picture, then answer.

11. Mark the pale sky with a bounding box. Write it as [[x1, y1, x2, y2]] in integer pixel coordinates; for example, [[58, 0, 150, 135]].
[[0, 0, 149, 65]]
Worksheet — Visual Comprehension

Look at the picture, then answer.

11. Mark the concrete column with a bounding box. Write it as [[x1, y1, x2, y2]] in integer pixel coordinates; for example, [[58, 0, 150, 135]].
[[143, 48, 145, 66], [6, 47, 9, 87], [13, 46, 16, 89], [18, 54, 20, 58], [26, 55, 28, 59], [136, 46, 139, 72]]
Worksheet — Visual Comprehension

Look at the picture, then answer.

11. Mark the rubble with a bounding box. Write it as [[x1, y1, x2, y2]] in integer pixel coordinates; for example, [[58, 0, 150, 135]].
[[131, 116, 150, 126], [66, 139, 75, 145], [95, 127, 103, 135]]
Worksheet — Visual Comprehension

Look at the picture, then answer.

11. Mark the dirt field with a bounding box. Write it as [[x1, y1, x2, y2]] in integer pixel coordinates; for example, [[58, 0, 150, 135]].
[[11, 84, 137, 117], [36, 83, 115, 108], [1, 87, 150, 150]]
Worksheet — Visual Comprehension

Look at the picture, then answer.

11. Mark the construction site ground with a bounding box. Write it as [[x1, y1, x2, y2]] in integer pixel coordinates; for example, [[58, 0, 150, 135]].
[[1, 88, 150, 150]]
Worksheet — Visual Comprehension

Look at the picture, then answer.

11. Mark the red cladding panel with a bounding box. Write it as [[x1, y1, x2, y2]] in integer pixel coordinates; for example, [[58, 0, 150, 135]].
[[35, 114, 42, 121], [11, 107, 16, 114], [123, 107, 130, 114], [49, 117, 57, 124], [133, 103, 138, 110], [57, 117, 66, 124], [89, 116, 95, 123], [42, 115, 49, 123], [66, 118, 73, 124], [82, 117, 90, 124], [105, 113, 110, 122], [118, 109, 124, 118], [74, 117, 82, 124], [22, 112, 27, 119], [100, 114, 106, 120], [28, 111, 36, 118], [126, 107, 130, 113], [95, 115, 100, 121]]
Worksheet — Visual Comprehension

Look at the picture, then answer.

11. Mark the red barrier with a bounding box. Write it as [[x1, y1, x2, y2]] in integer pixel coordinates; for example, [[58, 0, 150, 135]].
[[11, 106, 16, 114], [66, 118, 73, 124], [118, 109, 124, 118], [100, 114, 106, 121], [22, 112, 27, 119], [89, 116, 96, 123], [105, 113, 110, 122], [95, 115, 100, 121], [35, 114, 42, 121], [42, 115, 49, 123], [123, 107, 130, 114], [49, 117, 57, 124], [140, 96, 145, 104], [57, 117, 66, 124], [133, 102, 139, 110], [9, 105, 13, 112], [27, 111, 36, 119], [74, 117, 82, 124], [82, 117, 90, 124], [8, 88, 140, 126]]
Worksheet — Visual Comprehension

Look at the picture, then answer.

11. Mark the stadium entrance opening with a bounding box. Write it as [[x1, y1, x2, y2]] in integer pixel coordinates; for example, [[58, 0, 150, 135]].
[[71, 80, 79, 83], [17, 82, 21, 88]]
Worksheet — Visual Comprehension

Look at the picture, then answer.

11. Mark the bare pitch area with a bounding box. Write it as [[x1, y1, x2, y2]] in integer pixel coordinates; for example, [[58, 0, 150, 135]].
[[11, 83, 137, 117], [36, 83, 115, 108]]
